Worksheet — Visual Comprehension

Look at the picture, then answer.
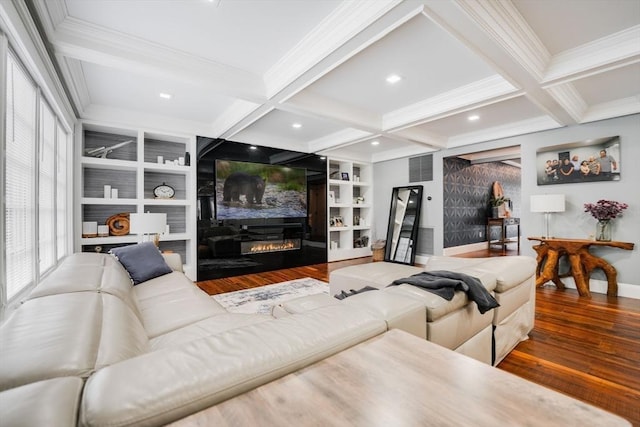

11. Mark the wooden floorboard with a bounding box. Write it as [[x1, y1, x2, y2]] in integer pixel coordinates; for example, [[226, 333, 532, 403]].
[[196, 253, 640, 426]]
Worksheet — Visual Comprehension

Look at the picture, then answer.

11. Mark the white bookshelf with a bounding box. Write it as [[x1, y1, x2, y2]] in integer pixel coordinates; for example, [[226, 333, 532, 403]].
[[327, 158, 373, 261], [75, 121, 196, 279]]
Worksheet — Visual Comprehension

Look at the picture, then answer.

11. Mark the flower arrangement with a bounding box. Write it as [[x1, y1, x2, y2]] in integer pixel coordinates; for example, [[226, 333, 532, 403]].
[[583, 199, 628, 221]]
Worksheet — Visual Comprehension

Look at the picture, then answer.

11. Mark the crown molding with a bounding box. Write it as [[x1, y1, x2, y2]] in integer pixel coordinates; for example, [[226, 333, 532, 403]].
[[51, 16, 265, 102], [307, 128, 373, 153], [389, 126, 447, 149], [82, 104, 215, 137], [383, 75, 519, 130], [581, 97, 640, 124], [454, 0, 550, 81], [31, 0, 67, 32], [285, 91, 381, 131], [545, 83, 587, 123], [218, 104, 275, 140], [210, 99, 263, 138], [447, 116, 563, 148], [54, 55, 89, 116], [0, 0, 75, 127], [263, 0, 403, 98], [371, 144, 436, 163], [543, 26, 640, 86]]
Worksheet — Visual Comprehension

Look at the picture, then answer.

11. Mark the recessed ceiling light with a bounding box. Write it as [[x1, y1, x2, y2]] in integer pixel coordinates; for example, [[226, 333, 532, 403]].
[[319, 156, 326, 160], [249, 146, 257, 150], [468, 114, 480, 121], [371, 140, 380, 146], [159, 92, 172, 99], [386, 74, 402, 84], [292, 123, 302, 129]]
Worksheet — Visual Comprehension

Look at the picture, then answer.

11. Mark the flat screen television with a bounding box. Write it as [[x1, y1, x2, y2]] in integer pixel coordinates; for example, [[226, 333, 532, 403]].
[[215, 159, 307, 220]]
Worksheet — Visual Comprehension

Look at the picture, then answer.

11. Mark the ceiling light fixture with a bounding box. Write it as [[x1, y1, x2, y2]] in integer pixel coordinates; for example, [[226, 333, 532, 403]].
[[159, 92, 172, 99], [292, 123, 302, 129], [371, 140, 380, 146], [249, 146, 257, 150], [386, 74, 402, 84], [468, 114, 480, 121]]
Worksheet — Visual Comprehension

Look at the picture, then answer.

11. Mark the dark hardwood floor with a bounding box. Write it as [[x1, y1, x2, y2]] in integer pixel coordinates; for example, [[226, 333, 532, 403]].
[[197, 252, 640, 426]]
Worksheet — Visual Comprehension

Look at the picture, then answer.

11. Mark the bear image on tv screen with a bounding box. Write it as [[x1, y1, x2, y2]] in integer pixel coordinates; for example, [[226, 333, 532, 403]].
[[223, 172, 265, 205]]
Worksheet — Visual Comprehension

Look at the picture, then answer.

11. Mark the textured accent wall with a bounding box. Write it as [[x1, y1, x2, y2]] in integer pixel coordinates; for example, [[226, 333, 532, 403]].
[[443, 157, 521, 248]]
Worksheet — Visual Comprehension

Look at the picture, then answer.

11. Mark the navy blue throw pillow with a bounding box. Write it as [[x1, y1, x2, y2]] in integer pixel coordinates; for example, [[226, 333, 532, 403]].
[[109, 242, 172, 285]]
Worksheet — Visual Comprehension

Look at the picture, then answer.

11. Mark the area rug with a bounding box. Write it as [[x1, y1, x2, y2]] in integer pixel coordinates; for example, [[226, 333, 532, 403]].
[[212, 277, 329, 314]]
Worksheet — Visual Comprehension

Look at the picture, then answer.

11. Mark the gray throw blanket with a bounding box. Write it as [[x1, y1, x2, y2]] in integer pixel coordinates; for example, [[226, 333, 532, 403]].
[[388, 270, 499, 314]]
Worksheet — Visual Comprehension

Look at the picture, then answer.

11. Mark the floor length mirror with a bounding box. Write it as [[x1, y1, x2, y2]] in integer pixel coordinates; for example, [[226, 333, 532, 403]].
[[384, 185, 423, 265]]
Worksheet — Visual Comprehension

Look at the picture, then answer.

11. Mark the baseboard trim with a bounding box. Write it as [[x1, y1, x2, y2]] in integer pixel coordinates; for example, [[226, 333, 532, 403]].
[[542, 278, 639, 299], [443, 242, 487, 256]]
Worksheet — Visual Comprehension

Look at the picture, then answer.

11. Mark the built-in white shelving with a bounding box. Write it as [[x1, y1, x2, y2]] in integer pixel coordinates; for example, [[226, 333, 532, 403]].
[[327, 158, 373, 261], [75, 121, 196, 279]]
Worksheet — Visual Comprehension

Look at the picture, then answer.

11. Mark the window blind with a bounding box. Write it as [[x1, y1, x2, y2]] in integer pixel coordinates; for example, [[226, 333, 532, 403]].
[[5, 53, 37, 299], [39, 101, 56, 273], [56, 125, 67, 260]]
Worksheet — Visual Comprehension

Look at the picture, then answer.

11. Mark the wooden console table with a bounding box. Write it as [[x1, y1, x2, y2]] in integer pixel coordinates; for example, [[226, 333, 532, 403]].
[[487, 217, 520, 252], [528, 237, 634, 297], [170, 330, 630, 426]]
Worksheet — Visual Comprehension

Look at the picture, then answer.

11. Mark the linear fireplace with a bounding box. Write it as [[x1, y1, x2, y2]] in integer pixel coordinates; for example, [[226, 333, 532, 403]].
[[241, 239, 301, 254]]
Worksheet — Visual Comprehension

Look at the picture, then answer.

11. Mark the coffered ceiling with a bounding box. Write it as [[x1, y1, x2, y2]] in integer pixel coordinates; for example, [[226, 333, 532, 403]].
[[30, 0, 640, 162]]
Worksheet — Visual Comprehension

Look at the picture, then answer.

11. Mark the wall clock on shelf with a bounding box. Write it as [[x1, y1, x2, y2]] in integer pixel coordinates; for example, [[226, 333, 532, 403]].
[[154, 182, 175, 199]]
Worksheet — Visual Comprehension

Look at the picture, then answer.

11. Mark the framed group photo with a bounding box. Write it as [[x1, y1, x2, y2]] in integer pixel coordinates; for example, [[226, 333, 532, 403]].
[[536, 136, 621, 186]]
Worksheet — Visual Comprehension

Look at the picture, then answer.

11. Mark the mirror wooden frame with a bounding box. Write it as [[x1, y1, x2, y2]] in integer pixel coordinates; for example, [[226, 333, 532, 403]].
[[384, 185, 423, 265]]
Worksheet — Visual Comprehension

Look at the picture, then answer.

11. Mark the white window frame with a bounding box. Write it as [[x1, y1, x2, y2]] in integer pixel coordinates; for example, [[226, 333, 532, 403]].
[[1, 42, 73, 319]]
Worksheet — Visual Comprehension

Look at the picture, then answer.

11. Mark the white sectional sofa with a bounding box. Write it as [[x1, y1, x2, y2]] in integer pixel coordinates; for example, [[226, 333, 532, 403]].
[[328, 256, 538, 365], [0, 252, 393, 426], [0, 251, 535, 426]]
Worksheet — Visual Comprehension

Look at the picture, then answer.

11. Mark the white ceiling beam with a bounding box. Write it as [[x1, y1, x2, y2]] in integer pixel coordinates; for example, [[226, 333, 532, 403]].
[[45, 16, 266, 103], [382, 75, 519, 131], [210, 99, 264, 138], [581, 97, 640, 124], [284, 91, 381, 131], [214, 0, 427, 150], [268, 1, 426, 105], [451, 0, 550, 81], [264, 0, 404, 98], [371, 144, 436, 163], [308, 128, 375, 153], [447, 116, 563, 149], [388, 127, 447, 149], [544, 83, 588, 123], [542, 26, 640, 86], [423, 0, 578, 126]]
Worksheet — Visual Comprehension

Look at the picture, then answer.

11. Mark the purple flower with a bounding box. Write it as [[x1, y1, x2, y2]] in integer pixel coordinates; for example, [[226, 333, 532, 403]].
[[584, 199, 628, 221]]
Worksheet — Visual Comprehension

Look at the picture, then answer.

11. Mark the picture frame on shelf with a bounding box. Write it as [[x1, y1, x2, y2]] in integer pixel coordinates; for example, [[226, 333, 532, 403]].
[[341, 172, 350, 181]]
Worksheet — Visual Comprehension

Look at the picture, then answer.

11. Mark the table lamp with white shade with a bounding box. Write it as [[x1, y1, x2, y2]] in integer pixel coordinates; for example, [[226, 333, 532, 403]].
[[129, 212, 167, 246], [530, 194, 565, 239]]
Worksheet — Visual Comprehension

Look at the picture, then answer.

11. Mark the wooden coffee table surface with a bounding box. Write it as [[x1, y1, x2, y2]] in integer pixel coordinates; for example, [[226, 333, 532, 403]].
[[171, 330, 630, 426]]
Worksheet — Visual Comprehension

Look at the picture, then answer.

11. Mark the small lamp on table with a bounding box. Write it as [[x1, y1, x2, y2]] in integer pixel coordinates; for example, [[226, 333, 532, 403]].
[[129, 212, 167, 246], [530, 194, 565, 239]]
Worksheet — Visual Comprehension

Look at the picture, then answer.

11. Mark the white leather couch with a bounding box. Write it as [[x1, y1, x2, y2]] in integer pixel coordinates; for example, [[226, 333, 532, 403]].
[[0, 252, 534, 426], [328, 256, 537, 365], [0, 252, 398, 427]]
